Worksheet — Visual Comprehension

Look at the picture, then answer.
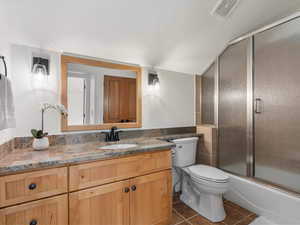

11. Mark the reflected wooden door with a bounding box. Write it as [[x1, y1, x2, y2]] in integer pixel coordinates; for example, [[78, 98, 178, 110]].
[[69, 180, 130, 225], [104, 76, 136, 123], [127, 79, 136, 122], [130, 170, 172, 225]]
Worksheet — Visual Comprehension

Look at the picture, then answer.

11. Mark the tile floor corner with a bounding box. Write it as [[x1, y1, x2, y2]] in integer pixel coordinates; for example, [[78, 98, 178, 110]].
[[171, 193, 257, 225]]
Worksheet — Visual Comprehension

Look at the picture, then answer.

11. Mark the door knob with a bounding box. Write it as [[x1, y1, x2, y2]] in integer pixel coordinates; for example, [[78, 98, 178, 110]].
[[124, 187, 130, 193]]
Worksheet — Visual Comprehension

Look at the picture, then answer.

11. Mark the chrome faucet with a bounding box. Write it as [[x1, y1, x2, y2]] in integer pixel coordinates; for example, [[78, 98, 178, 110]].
[[102, 126, 122, 142]]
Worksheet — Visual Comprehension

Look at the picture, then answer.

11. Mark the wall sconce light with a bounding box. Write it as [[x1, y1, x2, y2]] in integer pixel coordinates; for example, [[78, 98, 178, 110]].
[[148, 71, 159, 87], [32, 56, 49, 76]]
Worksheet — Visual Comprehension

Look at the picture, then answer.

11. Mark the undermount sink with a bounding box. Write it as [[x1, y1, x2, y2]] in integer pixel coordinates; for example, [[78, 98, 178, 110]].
[[98, 144, 137, 150]]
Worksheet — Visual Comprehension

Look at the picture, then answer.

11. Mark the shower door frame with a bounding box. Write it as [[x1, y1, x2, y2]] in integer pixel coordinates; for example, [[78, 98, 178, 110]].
[[215, 37, 254, 177], [215, 11, 300, 181]]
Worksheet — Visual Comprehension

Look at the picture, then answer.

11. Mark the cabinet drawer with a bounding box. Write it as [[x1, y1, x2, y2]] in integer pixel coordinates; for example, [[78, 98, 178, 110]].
[[69, 150, 171, 191], [0, 194, 68, 225], [0, 167, 68, 207]]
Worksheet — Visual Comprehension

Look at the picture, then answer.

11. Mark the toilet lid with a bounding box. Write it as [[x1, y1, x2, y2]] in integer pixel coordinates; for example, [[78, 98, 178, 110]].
[[188, 165, 229, 182]]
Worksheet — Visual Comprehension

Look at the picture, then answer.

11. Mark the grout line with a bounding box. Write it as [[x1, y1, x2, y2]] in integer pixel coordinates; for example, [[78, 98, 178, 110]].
[[173, 208, 187, 225], [173, 207, 197, 225], [185, 220, 193, 225], [185, 214, 198, 221]]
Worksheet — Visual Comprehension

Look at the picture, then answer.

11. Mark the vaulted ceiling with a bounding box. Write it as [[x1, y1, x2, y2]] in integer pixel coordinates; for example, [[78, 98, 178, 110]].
[[1, 0, 300, 74]]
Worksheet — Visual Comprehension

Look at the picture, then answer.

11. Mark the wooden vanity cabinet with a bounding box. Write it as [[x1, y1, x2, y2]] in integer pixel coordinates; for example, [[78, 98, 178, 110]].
[[0, 150, 172, 225], [70, 170, 172, 225]]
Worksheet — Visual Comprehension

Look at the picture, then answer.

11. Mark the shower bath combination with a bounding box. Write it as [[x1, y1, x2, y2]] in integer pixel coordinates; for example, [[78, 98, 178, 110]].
[[201, 15, 300, 195]]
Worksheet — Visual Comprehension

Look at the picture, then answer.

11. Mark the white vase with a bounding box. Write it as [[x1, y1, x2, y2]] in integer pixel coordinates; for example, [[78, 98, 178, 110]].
[[32, 137, 49, 150]]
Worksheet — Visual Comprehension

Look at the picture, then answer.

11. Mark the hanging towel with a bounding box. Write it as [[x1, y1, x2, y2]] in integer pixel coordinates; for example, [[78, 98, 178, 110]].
[[0, 76, 15, 130]]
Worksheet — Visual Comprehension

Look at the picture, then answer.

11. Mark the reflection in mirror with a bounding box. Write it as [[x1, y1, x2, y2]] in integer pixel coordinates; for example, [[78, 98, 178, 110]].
[[67, 63, 137, 126]]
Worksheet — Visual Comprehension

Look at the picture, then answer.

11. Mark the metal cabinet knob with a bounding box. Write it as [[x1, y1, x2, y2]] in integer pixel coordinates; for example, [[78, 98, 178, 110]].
[[28, 183, 37, 190], [124, 187, 130, 193], [30, 219, 38, 225], [131, 185, 137, 191]]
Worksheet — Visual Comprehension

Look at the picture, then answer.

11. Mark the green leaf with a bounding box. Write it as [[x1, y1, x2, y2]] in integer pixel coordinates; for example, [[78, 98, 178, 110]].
[[36, 130, 44, 139], [31, 129, 38, 138], [31, 129, 48, 139]]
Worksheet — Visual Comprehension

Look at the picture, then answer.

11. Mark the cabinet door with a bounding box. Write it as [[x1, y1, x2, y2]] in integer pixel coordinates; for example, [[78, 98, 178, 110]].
[[0, 194, 68, 225], [130, 170, 172, 225], [69, 180, 130, 225]]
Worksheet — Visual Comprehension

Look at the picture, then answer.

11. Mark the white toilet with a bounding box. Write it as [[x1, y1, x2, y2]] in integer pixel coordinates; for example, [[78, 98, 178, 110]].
[[172, 137, 229, 222]]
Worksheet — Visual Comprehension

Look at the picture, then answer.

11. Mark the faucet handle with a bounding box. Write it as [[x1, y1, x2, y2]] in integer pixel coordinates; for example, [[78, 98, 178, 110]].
[[111, 126, 118, 131], [115, 130, 123, 141], [101, 131, 110, 142]]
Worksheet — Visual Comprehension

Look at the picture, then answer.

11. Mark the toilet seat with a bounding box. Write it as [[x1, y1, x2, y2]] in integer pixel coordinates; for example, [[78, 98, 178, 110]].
[[187, 165, 229, 183]]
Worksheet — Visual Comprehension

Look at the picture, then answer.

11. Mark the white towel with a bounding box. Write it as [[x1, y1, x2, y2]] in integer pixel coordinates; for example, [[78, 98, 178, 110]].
[[0, 76, 15, 130]]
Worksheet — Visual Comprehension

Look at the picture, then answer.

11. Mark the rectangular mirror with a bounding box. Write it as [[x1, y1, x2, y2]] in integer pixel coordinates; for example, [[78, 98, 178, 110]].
[[61, 55, 142, 131]]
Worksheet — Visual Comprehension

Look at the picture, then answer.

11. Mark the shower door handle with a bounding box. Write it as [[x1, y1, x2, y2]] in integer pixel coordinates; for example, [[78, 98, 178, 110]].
[[255, 98, 262, 114]]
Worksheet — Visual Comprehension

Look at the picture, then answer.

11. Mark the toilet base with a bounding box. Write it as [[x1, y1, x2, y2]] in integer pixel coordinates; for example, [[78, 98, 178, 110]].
[[180, 192, 226, 222], [180, 173, 226, 222]]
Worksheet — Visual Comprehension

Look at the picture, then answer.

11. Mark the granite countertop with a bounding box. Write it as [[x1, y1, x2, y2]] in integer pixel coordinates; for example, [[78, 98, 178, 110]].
[[0, 133, 201, 176]]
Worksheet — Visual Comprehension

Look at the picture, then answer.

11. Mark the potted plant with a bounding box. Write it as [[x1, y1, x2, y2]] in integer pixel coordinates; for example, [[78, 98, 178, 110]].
[[31, 103, 68, 151], [31, 129, 49, 150]]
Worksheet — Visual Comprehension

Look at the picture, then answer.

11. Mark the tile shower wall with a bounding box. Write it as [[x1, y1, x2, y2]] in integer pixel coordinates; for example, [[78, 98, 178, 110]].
[[196, 125, 218, 167]]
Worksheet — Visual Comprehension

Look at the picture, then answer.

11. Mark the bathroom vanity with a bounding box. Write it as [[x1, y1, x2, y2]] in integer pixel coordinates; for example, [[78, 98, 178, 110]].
[[0, 138, 179, 225], [0, 52, 202, 225]]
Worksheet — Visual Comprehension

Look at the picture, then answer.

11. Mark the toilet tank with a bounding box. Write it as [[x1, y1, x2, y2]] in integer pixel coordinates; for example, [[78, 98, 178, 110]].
[[171, 137, 199, 168]]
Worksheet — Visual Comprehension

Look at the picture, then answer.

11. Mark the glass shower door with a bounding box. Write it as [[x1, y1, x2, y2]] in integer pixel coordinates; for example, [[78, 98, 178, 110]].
[[218, 38, 250, 176], [254, 17, 300, 193]]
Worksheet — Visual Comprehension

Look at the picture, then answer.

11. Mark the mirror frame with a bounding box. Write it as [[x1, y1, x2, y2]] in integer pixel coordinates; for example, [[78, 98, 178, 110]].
[[61, 55, 142, 131]]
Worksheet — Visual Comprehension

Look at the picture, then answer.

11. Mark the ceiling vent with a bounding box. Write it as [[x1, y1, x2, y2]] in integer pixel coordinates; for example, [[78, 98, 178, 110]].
[[211, 0, 240, 19]]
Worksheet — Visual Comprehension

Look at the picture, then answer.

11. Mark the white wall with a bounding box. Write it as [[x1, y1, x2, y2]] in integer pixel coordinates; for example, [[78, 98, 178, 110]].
[[11, 45, 61, 137], [8, 44, 195, 137], [142, 68, 195, 129]]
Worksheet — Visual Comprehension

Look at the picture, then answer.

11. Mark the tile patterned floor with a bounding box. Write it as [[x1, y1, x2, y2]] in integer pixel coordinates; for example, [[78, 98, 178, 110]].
[[171, 194, 257, 225]]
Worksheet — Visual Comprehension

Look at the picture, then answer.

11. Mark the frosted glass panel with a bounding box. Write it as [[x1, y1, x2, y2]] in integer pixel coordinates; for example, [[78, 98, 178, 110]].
[[254, 18, 300, 193], [218, 39, 249, 176]]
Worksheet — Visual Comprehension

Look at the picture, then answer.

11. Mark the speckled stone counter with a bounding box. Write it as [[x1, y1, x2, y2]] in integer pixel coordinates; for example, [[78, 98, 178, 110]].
[[0, 133, 201, 176]]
